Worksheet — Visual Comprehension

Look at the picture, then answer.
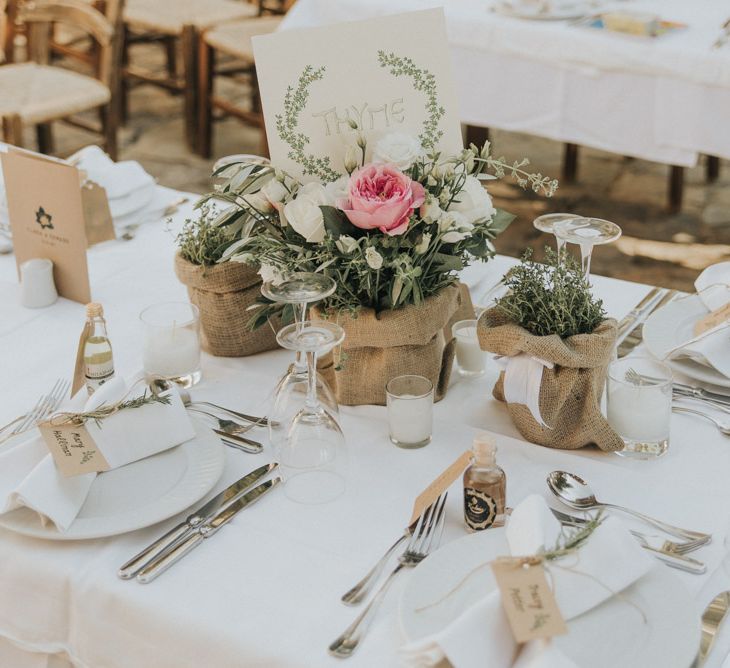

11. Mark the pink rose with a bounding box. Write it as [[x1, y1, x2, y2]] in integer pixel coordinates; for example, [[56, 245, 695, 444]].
[[338, 163, 425, 236]]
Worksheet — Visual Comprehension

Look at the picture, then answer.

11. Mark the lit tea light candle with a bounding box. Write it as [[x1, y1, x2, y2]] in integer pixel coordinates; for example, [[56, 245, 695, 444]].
[[453, 319, 486, 377], [386, 375, 433, 449]]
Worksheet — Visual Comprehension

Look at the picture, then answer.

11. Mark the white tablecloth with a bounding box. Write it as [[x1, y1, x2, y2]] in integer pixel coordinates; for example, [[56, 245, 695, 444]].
[[282, 0, 730, 166], [1, 186, 730, 667]]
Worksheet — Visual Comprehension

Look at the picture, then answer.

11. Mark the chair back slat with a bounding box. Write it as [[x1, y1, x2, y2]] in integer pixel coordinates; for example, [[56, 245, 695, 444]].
[[19, 0, 114, 47]]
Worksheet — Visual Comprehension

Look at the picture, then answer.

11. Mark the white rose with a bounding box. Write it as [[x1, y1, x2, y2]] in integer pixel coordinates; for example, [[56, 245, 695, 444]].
[[259, 263, 284, 285], [365, 246, 384, 270], [420, 196, 443, 224], [415, 232, 432, 255], [335, 234, 359, 254], [372, 133, 424, 170], [296, 182, 329, 206], [448, 175, 495, 225], [324, 175, 350, 206], [284, 193, 327, 244], [261, 178, 288, 205]]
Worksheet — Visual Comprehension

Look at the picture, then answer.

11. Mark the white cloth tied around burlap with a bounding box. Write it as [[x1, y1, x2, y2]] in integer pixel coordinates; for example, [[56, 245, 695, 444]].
[[496, 354, 555, 427]]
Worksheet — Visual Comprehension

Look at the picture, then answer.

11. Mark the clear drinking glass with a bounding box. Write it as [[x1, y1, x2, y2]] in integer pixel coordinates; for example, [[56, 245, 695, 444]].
[[532, 212, 581, 254], [386, 375, 434, 449], [453, 319, 486, 377], [607, 357, 672, 459], [263, 273, 339, 449], [276, 320, 347, 504], [554, 217, 622, 281], [140, 302, 202, 387]]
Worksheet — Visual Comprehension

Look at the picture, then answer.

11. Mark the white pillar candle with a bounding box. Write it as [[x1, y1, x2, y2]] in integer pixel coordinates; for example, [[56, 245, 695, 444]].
[[387, 394, 433, 447], [143, 327, 200, 378], [453, 320, 486, 376], [607, 383, 671, 442]]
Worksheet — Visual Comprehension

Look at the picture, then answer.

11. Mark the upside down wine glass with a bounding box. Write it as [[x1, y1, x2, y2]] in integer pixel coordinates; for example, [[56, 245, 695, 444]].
[[553, 217, 622, 282], [276, 320, 347, 504], [532, 212, 582, 255], [262, 272, 339, 450]]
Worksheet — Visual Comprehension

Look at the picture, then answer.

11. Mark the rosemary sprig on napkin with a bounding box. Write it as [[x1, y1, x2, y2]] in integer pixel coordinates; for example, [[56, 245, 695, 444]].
[[49, 391, 171, 428]]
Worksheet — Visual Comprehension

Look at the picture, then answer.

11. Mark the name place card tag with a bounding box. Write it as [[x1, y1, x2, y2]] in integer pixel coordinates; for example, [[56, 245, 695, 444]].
[[491, 559, 568, 643], [409, 450, 471, 525], [693, 302, 730, 337], [38, 421, 110, 477]]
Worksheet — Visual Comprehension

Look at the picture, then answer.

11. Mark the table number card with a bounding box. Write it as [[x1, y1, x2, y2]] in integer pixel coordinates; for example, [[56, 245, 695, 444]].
[[2, 149, 93, 304], [253, 9, 463, 183]]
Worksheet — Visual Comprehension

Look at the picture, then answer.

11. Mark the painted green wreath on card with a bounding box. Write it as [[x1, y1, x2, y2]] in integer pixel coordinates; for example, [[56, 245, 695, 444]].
[[274, 53, 446, 182]]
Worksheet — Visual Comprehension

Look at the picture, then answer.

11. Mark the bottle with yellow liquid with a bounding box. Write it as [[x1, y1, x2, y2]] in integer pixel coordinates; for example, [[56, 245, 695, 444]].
[[83, 302, 115, 395]]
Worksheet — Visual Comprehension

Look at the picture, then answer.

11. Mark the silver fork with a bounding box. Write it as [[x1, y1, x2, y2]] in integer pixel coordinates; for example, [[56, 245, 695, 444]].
[[672, 406, 730, 436], [0, 379, 69, 444], [186, 406, 257, 436], [329, 494, 448, 658]]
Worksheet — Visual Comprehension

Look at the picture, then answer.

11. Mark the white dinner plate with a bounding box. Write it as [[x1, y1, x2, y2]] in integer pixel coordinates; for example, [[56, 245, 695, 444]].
[[642, 294, 730, 388], [493, 1, 589, 20], [0, 419, 224, 540], [400, 529, 699, 668], [109, 182, 156, 220]]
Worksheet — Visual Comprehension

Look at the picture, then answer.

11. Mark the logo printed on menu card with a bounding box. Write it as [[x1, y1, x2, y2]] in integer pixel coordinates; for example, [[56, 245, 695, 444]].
[[35, 206, 54, 230]]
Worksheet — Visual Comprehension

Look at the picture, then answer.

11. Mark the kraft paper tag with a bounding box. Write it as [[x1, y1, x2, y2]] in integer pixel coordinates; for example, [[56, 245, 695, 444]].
[[693, 302, 730, 337], [38, 420, 110, 477], [71, 320, 92, 398], [81, 180, 115, 246], [491, 559, 568, 643], [409, 450, 471, 525]]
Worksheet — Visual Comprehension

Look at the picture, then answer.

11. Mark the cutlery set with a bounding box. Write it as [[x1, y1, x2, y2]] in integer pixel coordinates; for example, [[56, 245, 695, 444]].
[[0, 378, 70, 445], [119, 462, 280, 583]]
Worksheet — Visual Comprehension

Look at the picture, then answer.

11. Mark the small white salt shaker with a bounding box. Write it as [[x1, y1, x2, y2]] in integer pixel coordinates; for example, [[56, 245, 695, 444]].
[[20, 258, 58, 308]]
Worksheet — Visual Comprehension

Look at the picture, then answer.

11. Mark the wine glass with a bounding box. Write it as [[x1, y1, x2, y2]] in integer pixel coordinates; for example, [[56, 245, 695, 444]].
[[262, 272, 339, 449], [553, 217, 622, 281], [276, 320, 347, 504], [532, 212, 582, 254]]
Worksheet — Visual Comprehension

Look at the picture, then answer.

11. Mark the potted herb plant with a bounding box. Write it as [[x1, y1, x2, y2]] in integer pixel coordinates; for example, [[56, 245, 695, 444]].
[[478, 249, 623, 451]]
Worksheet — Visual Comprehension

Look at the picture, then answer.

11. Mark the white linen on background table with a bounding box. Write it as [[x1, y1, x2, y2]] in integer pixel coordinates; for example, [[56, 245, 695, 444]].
[[1, 188, 730, 666], [282, 0, 730, 165]]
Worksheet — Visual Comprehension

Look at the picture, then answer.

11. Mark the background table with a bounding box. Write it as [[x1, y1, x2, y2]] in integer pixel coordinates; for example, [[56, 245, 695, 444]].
[[1, 185, 730, 667], [282, 0, 730, 168]]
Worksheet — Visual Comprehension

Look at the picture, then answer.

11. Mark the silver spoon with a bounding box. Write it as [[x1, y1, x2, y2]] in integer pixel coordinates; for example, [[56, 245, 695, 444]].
[[547, 470, 711, 543], [149, 378, 269, 427], [673, 406, 730, 435]]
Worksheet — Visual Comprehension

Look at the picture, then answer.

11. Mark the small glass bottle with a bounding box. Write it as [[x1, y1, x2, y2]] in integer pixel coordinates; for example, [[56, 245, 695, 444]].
[[83, 302, 115, 395], [463, 432, 506, 532]]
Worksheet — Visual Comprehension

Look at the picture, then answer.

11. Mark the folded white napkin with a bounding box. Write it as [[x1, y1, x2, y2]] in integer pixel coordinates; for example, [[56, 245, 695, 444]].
[[695, 262, 730, 313], [72, 145, 154, 200], [400, 495, 654, 668], [0, 378, 195, 531]]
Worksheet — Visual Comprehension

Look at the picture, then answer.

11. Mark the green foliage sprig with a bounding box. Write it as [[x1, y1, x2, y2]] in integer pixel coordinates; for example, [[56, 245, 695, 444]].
[[50, 392, 172, 429], [177, 210, 234, 266], [496, 248, 606, 338]]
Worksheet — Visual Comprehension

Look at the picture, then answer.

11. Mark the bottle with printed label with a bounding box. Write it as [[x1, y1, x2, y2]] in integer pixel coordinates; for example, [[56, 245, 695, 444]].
[[83, 302, 115, 395], [463, 432, 506, 532]]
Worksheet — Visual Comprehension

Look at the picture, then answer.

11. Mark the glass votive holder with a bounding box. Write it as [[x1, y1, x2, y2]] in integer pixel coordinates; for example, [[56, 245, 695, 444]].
[[386, 375, 433, 449], [606, 356, 672, 459], [140, 302, 202, 387], [453, 319, 486, 377]]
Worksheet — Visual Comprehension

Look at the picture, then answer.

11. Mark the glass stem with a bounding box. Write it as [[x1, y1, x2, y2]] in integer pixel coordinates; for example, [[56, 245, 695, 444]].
[[556, 236, 566, 261], [293, 301, 308, 373], [579, 243, 593, 282], [305, 350, 320, 413]]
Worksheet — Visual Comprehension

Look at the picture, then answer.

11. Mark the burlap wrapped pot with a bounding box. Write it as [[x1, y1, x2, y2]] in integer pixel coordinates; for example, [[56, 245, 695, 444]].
[[477, 307, 623, 451], [174, 253, 279, 357], [312, 282, 474, 406]]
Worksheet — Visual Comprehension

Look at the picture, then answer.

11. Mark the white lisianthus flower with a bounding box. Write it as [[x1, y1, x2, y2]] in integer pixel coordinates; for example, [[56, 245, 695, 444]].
[[448, 175, 495, 225], [415, 232, 432, 255], [372, 133, 424, 170], [261, 178, 288, 206], [438, 210, 467, 233], [441, 230, 468, 243], [324, 175, 350, 206], [344, 145, 360, 174], [365, 246, 384, 270], [335, 234, 359, 254], [283, 183, 329, 243], [241, 192, 273, 214], [258, 263, 284, 285], [420, 196, 443, 224]]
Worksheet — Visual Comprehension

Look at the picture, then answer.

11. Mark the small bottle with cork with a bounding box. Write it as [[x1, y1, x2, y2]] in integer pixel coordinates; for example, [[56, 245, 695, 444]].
[[463, 432, 506, 532], [83, 302, 115, 395]]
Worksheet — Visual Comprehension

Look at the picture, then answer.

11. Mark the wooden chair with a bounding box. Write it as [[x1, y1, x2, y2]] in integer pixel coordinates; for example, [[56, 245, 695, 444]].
[[121, 0, 259, 151], [197, 15, 283, 159], [0, 0, 123, 159]]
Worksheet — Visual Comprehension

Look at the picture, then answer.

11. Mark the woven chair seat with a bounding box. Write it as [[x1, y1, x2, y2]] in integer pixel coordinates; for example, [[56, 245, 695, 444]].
[[0, 62, 110, 124], [204, 16, 282, 59], [125, 0, 258, 35]]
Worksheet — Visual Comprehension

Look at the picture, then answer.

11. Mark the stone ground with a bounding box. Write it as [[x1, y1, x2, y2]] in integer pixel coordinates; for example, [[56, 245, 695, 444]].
[[47, 46, 730, 292]]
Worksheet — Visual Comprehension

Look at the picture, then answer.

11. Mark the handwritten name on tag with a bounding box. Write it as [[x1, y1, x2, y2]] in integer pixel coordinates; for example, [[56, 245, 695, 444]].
[[694, 302, 730, 337], [491, 559, 567, 643], [409, 450, 471, 525], [38, 421, 110, 477]]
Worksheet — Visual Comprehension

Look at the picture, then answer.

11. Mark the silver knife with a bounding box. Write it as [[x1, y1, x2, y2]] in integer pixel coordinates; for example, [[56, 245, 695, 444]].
[[674, 383, 730, 407], [136, 477, 281, 583], [617, 289, 677, 357], [692, 591, 730, 667], [214, 429, 263, 453], [118, 462, 277, 579], [617, 287, 663, 338]]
